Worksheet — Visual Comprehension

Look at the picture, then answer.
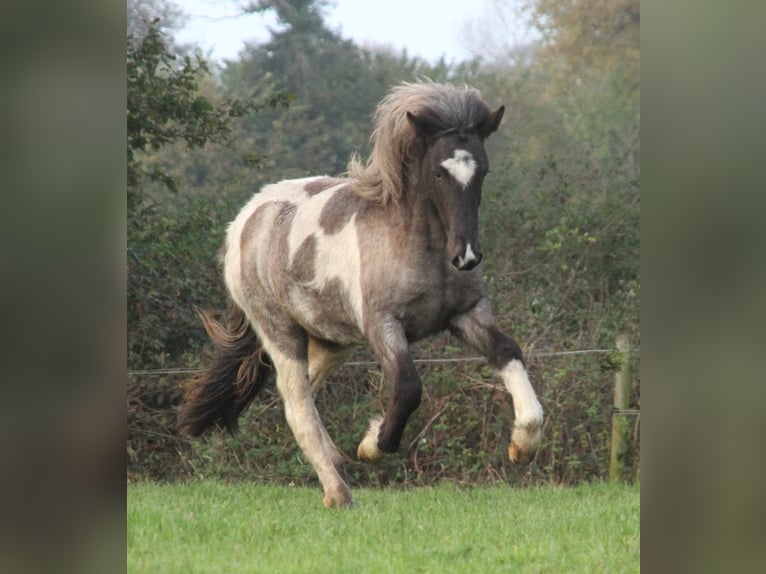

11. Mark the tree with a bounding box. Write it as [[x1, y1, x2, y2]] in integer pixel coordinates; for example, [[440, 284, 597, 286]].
[[461, 0, 640, 347], [453, 0, 640, 483], [127, 4, 292, 373], [127, 15, 289, 208], [128, 0, 186, 40], [215, 0, 454, 189]]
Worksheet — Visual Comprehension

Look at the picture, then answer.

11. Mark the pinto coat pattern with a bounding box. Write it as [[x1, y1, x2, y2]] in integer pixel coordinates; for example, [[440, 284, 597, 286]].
[[179, 82, 543, 507]]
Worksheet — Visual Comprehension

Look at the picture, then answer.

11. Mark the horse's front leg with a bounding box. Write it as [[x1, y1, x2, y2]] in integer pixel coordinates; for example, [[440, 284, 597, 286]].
[[358, 318, 422, 461], [450, 298, 544, 464]]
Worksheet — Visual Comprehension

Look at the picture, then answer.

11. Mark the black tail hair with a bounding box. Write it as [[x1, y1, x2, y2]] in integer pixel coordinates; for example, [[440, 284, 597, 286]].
[[179, 303, 273, 436]]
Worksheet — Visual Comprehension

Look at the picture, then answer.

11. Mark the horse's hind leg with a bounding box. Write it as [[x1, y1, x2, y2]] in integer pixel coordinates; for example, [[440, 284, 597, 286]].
[[262, 334, 353, 508], [308, 337, 355, 467], [308, 337, 355, 394]]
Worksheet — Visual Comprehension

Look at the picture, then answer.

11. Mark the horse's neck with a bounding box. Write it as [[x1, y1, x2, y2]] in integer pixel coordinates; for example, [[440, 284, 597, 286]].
[[397, 178, 446, 253]]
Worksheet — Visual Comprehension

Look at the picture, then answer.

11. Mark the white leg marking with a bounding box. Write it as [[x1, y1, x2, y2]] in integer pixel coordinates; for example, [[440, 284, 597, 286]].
[[441, 149, 477, 188], [357, 416, 384, 461], [501, 360, 543, 427]]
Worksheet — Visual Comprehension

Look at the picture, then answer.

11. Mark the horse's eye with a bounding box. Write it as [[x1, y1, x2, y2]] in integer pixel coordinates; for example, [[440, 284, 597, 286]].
[[434, 171, 443, 179]]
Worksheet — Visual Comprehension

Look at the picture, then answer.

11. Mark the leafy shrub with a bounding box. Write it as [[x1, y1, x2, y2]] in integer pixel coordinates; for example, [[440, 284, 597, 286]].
[[128, 341, 639, 486]]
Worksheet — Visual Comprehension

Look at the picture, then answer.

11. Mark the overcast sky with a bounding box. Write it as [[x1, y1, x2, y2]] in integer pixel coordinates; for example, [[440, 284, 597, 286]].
[[174, 0, 534, 65]]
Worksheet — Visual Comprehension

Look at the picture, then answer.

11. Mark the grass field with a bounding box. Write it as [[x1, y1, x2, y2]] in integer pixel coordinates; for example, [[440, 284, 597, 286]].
[[128, 481, 639, 573]]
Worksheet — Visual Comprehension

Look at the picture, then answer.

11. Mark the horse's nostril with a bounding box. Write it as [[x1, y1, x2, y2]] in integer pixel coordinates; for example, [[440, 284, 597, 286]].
[[461, 257, 479, 271], [452, 252, 483, 271]]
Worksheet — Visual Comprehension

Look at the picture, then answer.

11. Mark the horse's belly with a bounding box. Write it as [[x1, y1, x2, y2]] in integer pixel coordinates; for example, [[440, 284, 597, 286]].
[[285, 282, 365, 345]]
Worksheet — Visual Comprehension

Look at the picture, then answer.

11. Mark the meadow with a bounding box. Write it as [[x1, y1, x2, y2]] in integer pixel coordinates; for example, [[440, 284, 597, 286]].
[[128, 480, 639, 573]]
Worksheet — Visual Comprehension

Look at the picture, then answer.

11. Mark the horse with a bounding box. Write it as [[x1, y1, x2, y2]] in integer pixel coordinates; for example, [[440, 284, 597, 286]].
[[179, 81, 544, 507]]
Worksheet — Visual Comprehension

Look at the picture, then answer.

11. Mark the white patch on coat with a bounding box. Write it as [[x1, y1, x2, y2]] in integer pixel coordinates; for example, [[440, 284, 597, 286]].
[[253, 176, 324, 210], [441, 149, 477, 188], [501, 360, 544, 427], [286, 183, 340, 261], [286, 183, 364, 327], [315, 213, 364, 324], [223, 177, 327, 311]]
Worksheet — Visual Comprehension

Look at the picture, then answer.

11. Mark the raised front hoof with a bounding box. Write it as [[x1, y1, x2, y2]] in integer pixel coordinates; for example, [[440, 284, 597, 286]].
[[322, 487, 354, 509], [357, 416, 384, 462], [508, 424, 542, 465], [508, 442, 536, 464], [357, 440, 383, 462]]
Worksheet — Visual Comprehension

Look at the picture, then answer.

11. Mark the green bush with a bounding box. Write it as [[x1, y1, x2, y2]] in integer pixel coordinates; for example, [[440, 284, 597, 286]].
[[128, 341, 639, 486]]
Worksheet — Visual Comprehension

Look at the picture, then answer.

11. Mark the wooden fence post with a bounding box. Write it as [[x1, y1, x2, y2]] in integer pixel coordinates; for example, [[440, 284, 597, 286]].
[[609, 334, 632, 482]]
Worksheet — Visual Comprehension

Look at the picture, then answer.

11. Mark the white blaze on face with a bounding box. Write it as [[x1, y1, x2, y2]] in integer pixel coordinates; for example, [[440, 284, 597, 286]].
[[440, 149, 477, 188]]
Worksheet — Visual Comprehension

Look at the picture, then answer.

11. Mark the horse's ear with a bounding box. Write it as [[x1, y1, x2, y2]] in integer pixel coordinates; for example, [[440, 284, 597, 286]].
[[480, 105, 505, 138], [407, 111, 438, 138]]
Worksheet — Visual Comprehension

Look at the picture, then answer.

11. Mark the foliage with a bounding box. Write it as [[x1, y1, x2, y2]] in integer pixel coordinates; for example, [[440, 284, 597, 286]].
[[129, 342, 639, 487], [128, 481, 640, 573], [126, 5, 290, 375], [128, 192, 251, 371], [128, 0, 186, 40], [127, 196, 237, 481], [470, 0, 640, 351], [126, 16, 290, 207], [196, 0, 454, 193]]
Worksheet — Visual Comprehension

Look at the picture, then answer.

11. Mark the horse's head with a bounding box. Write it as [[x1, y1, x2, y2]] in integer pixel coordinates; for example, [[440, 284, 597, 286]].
[[407, 105, 505, 271]]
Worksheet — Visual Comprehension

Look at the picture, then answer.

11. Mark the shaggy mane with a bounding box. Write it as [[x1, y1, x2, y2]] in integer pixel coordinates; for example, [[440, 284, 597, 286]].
[[347, 81, 494, 204]]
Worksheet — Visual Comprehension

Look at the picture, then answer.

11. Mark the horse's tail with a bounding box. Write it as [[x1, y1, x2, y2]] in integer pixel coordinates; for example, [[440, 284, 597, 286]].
[[179, 303, 273, 436]]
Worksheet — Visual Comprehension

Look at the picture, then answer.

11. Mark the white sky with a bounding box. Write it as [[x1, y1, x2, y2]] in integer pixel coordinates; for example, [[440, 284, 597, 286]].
[[174, 0, 534, 65]]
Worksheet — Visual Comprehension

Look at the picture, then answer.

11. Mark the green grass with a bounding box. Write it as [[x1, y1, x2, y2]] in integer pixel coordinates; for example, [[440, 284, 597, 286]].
[[128, 481, 639, 573]]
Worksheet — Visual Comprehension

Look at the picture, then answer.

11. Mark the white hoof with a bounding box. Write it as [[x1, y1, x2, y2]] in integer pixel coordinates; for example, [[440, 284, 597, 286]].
[[357, 416, 384, 461], [509, 422, 543, 464]]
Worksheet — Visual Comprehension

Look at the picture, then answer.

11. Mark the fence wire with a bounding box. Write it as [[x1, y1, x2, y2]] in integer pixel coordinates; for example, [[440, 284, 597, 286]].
[[127, 347, 638, 378]]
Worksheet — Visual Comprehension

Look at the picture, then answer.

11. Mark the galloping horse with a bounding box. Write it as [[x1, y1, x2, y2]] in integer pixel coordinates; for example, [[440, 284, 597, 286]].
[[180, 81, 543, 507]]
